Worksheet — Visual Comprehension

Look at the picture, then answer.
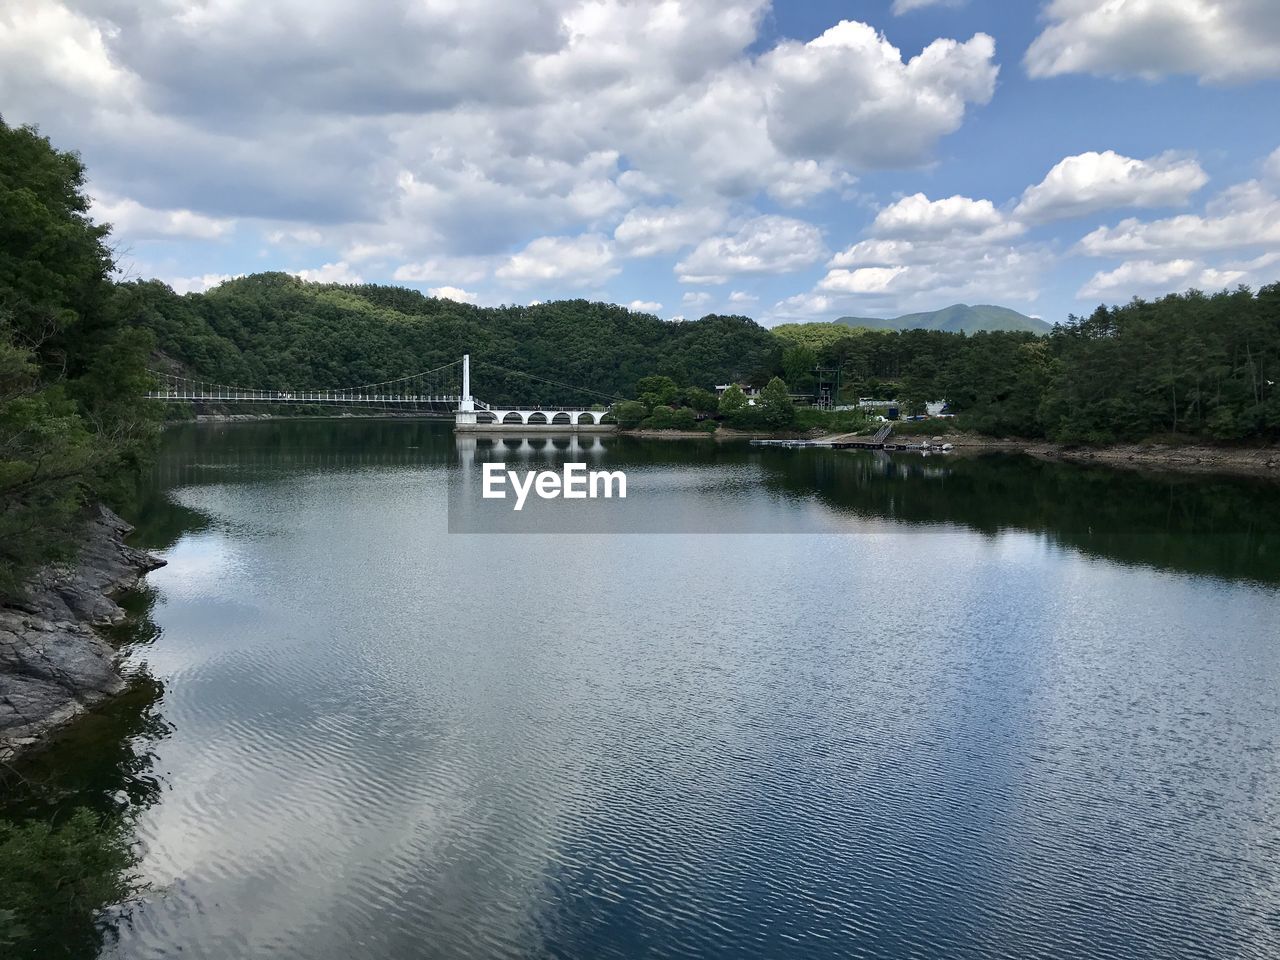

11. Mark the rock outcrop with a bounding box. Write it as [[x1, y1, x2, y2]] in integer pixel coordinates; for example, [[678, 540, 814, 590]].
[[0, 506, 165, 761]]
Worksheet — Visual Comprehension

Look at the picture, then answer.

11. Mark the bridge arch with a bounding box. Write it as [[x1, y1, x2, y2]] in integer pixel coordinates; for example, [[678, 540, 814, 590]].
[[598, 412, 616, 425], [527, 412, 548, 425], [576, 411, 599, 425], [551, 412, 572, 425], [501, 411, 524, 425]]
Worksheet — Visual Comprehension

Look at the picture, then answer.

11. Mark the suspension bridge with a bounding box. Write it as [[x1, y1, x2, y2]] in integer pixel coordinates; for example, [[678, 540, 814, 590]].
[[145, 355, 618, 431]]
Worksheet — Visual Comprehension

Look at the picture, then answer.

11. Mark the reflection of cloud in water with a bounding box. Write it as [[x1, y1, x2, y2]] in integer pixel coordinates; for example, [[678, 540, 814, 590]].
[[89, 421, 1280, 959]]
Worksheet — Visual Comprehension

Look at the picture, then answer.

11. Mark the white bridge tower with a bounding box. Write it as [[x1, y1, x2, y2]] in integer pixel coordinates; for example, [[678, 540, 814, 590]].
[[456, 353, 477, 427]]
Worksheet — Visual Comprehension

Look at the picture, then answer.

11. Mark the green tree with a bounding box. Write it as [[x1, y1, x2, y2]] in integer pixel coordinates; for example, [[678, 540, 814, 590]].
[[682, 386, 719, 413], [670, 407, 697, 430], [782, 344, 817, 387], [758, 376, 796, 428], [0, 118, 158, 596], [646, 404, 676, 429], [718, 384, 748, 416], [635, 375, 679, 409], [612, 400, 648, 428]]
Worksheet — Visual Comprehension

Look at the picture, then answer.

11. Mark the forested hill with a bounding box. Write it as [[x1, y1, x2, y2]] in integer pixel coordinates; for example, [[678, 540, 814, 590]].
[[835, 304, 1052, 335], [131, 274, 780, 406], [131, 273, 1280, 443]]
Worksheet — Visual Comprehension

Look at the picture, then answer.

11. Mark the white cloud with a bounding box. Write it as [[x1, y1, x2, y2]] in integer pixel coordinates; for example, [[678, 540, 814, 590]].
[[294, 261, 363, 284], [428, 286, 479, 304], [892, 0, 966, 13], [1264, 147, 1280, 182], [819, 267, 909, 294], [682, 291, 712, 307], [1078, 180, 1280, 256], [392, 256, 490, 285], [1016, 151, 1208, 222], [1026, 0, 1280, 84], [495, 234, 618, 287], [728, 290, 758, 304], [91, 193, 234, 240], [871, 193, 1022, 241], [761, 22, 998, 169], [0, 3, 140, 110], [1077, 259, 1245, 299], [267, 227, 325, 246], [775, 188, 1048, 320], [613, 205, 727, 257], [0, 0, 1008, 302], [165, 273, 240, 294], [626, 300, 663, 313], [676, 215, 826, 284]]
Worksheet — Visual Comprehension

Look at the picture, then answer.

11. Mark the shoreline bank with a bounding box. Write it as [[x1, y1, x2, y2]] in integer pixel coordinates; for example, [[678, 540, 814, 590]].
[[0, 507, 165, 762], [621, 426, 1280, 480], [912, 432, 1280, 480]]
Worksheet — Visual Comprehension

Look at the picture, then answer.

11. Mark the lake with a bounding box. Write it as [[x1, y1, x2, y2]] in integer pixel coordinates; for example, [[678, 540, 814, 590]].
[[9, 419, 1280, 959]]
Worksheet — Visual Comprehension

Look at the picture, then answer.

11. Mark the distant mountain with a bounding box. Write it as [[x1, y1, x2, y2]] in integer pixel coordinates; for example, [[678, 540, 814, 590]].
[[835, 304, 1053, 335]]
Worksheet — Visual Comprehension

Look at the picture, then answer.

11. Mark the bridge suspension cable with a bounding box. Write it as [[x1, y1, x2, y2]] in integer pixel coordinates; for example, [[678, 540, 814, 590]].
[[144, 356, 619, 412]]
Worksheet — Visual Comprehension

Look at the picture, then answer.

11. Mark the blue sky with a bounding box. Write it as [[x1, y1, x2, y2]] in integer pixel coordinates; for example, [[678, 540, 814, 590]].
[[3, 0, 1278, 326]]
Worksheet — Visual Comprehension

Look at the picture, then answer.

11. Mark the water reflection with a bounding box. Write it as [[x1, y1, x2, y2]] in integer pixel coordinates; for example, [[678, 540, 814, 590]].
[[5, 419, 1278, 960]]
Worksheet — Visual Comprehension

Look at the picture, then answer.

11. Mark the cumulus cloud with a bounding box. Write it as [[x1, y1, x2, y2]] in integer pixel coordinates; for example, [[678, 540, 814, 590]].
[[1, 2, 1019, 315], [626, 300, 663, 313], [294, 261, 363, 284], [165, 273, 240, 294], [428, 286, 479, 304], [819, 266, 909, 294], [761, 22, 998, 169], [1017, 151, 1208, 222], [0, 2, 1002, 271], [675, 215, 827, 284], [1265, 147, 1280, 181], [870, 193, 1022, 241], [392, 256, 490, 285], [91, 193, 235, 240], [613, 205, 728, 257], [1078, 179, 1280, 256], [1025, 0, 1280, 84], [682, 291, 713, 306], [773, 187, 1048, 321], [495, 234, 618, 287], [1077, 258, 1245, 299]]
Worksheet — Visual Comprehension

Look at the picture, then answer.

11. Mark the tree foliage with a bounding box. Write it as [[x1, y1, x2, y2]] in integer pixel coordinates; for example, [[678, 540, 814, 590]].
[[801, 288, 1280, 442], [0, 809, 139, 956], [129, 278, 781, 408], [0, 118, 159, 596]]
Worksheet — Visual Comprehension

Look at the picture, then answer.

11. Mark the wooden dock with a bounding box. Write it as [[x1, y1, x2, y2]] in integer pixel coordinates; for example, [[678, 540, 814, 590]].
[[751, 425, 894, 450]]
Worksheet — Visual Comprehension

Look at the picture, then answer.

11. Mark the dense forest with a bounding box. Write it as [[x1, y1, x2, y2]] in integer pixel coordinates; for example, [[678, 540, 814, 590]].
[[774, 289, 1280, 442], [0, 118, 158, 597], [132, 273, 1280, 444], [130, 276, 781, 406]]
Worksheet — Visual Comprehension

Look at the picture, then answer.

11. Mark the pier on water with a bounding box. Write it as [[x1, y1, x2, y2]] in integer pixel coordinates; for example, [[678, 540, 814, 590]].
[[751, 425, 895, 450]]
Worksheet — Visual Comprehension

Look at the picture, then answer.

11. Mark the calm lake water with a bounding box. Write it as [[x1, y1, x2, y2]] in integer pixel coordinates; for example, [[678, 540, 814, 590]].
[[9, 419, 1280, 959]]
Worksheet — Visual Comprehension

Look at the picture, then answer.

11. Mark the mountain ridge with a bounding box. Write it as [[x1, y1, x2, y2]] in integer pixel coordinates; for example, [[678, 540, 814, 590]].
[[835, 304, 1052, 335]]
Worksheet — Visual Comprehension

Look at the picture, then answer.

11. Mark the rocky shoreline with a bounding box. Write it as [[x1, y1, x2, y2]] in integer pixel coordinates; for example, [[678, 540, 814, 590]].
[[0, 507, 165, 762]]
